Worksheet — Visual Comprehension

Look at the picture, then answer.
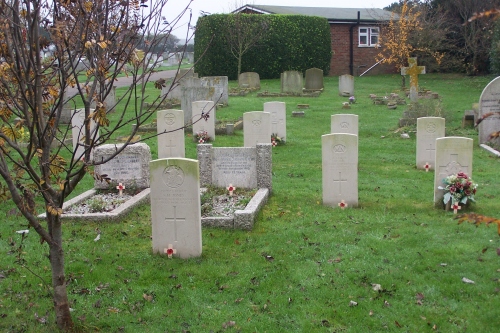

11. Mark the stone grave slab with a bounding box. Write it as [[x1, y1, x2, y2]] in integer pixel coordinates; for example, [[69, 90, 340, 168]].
[[157, 109, 185, 158], [322, 133, 358, 207], [305, 68, 324, 91], [280, 71, 303, 95], [150, 158, 202, 258], [338, 74, 354, 96], [478, 76, 500, 144], [434, 137, 473, 204], [263, 101, 286, 141], [239, 72, 260, 89], [243, 111, 271, 147], [331, 114, 358, 136], [94, 143, 151, 190], [192, 101, 216, 142], [416, 117, 445, 170], [71, 108, 99, 162]]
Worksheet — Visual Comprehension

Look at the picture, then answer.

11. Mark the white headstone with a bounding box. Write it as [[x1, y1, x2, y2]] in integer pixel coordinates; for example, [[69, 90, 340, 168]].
[[478, 76, 500, 144], [243, 112, 271, 147], [434, 137, 473, 204], [322, 133, 358, 207], [192, 101, 216, 142], [150, 158, 202, 258], [338, 74, 354, 96], [331, 114, 358, 135], [157, 109, 185, 158], [263, 102, 286, 141], [71, 108, 99, 162], [416, 117, 445, 170]]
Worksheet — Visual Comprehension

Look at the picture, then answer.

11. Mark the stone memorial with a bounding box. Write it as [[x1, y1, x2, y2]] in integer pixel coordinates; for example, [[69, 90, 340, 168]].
[[93, 142, 151, 190], [161, 68, 197, 101], [478, 76, 500, 145], [150, 158, 202, 258], [243, 111, 271, 147], [304, 68, 324, 91], [416, 117, 445, 170], [157, 109, 185, 158], [280, 71, 303, 95], [192, 101, 216, 142], [239, 72, 260, 90], [434, 137, 473, 204], [71, 108, 99, 162], [201, 76, 229, 106], [338, 74, 354, 96], [263, 101, 286, 141], [90, 85, 116, 112], [401, 57, 426, 102], [322, 133, 358, 208], [331, 114, 358, 136]]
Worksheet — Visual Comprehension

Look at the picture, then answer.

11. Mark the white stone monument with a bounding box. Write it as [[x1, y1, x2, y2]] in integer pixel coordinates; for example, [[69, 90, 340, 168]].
[[243, 112, 271, 147], [478, 76, 500, 145], [192, 101, 216, 142], [338, 74, 354, 96], [71, 108, 98, 162], [331, 114, 358, 136], [416, 117, 445, 170], [157, 109, 185, 158], [263, 101, 286, 141]]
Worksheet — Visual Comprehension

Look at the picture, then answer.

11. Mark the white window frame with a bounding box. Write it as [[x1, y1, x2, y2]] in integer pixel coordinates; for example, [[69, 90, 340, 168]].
[[358, 26, 379, 47]]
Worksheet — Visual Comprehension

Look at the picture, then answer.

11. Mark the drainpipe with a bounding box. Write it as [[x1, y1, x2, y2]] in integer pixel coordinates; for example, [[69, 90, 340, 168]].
[[349, 11, 360, 76]]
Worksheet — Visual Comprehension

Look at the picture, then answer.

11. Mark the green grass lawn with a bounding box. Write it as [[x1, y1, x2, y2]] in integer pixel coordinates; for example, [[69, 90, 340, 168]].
[[1, 73, 500, 332]]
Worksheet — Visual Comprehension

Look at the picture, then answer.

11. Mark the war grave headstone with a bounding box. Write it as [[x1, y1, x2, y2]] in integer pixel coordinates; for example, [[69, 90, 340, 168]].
[[401, 57, 426, 102], [478, 76, 500, 146], [338, 74, 354, 97], [243, 111, 271, 147], [434, 137, 473, 204], [71, 108, 99, 162], [157, 109, 185, 158], [197, 144, 271, 229], [150, 158, 202, 258], [416, 117, 445, 171], [322, 133, 358, 208], [304, 68, 324, 92], [263, 102, 286, 141], [331, 114, 358, 136], [281, 71, 303, 95], [239, 72, 261, 90], [90, 85, 117, 111], [192, 101, 216, 142]]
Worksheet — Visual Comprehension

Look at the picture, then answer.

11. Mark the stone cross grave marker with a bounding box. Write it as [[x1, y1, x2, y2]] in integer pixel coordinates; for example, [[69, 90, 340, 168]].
[[243, 111, 271, 147], [192, 101, 216, 142], [401, 57, 426, 102], [478, 76, 500, 145], [416, 117, 445, 171], [433, 137, 473, 204], [304, 68, 324, 91], [338, 74, 354, 96], [280, 71, 303, 95], [239, 72, 260, 89], [322, 133, 358, 207], [331, 114, 358, 136], [263, 102, 286, 141], [71, 108, 99, 162], [150, 158, 202, 258], [157, 109, 185, 159], [94, 143, 151, 190]]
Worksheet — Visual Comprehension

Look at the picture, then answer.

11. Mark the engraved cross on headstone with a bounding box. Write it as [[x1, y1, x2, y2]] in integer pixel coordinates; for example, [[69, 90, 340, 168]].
[[165, 139, 177, 155], [271, 113, 284, 134], [401, 57, 426, 102], [332, 172, 347, 195], [164, 206, 186, 242], [438, 154, 469, 178], [426, 143, 435, 160]]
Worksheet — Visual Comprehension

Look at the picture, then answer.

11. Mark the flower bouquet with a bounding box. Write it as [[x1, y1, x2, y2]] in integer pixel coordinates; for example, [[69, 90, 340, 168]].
[[438, 172, 477, 207], [195, 130, 211, 143]]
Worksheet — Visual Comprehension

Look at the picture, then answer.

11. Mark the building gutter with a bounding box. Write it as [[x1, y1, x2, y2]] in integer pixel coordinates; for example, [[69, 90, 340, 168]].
[[348, 11, 360, 76]]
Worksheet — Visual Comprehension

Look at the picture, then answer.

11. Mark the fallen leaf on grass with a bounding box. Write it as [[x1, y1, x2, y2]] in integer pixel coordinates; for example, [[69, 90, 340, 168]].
[[108, 307, 120, 313], [143, 294, 153, 302], [395, 320, 402, 328], [497, 248, 500, 256], [369, 310, 374, 316], [372, 284, 382, 291], [349, 300, 358, 307], [383, 300, 391, 307], [462, 277, 475, 284], [235, 298, 244, 303], [222, 320, 236, 329]]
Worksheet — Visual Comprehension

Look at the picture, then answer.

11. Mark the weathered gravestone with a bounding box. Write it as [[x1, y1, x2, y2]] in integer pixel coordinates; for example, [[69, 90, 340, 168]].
[[304, 68, 324, 91], [416, 117, 445, 170], [338, 74, 354, 97], [478, 76, 500, 145], [243, 111, 271, 147], [201, 76, 229, 106], [401, 57, 426, 102], [322, 133, 358, 208], [281, 71, 303, 95], [90, 85, 116, 112], [157, 109, 185, 158], [434, 137, 473, 204], [192, 101, 216, 142], [161, 68, 198, 101], [331, 114, 358, 136], [93, 143, 151, 190], [150, 158, 202, 258], [263, 102, 286, 141], [239, 72, 261, 90], [71, 108, 99, 162]]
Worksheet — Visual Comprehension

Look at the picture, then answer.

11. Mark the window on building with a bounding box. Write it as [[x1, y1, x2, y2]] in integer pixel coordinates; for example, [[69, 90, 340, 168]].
[[358, 27, 379, 47]]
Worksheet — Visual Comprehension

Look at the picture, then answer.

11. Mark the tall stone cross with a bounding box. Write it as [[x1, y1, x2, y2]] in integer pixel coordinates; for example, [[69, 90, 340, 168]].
[[401, 57, 426, 102]]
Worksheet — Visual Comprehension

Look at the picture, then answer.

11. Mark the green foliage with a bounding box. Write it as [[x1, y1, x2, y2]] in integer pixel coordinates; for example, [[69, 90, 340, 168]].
[[194, 14, 331, 79]]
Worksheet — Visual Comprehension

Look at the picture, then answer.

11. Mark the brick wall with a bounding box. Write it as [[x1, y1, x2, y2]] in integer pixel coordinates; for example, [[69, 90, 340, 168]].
[[330, 23, 396, 76]]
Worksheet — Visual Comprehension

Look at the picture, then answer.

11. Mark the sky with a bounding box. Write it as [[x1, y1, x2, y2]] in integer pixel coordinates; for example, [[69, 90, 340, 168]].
[[163, 0, 396, 42]]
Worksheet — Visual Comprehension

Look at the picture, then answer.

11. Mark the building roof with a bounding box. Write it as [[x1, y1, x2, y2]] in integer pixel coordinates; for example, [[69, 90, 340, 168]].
[[234, 5, 394, 23]]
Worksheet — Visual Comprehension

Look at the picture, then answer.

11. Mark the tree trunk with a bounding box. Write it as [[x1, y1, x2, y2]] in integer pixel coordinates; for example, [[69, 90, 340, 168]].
[[48, 215, 74, 331]]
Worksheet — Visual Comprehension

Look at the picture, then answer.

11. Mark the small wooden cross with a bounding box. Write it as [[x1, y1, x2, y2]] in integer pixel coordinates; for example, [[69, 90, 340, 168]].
[[116, 183, 125, 196], [227, 184, 236, 196], [452, 203, 461, 214], [338, 200, 348, 209], [424, 162, 431, 172], [164, 244, 176, 258]]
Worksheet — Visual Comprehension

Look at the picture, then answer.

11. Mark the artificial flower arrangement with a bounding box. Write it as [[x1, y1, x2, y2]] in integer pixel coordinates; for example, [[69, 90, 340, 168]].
[[438, 172, 478, 206], [271, 133, 284, 147], [195, 130, 211, 143]]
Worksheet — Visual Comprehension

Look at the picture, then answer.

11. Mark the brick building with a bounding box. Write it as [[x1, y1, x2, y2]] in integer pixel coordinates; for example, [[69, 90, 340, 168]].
[[234, 5, 397, 76]]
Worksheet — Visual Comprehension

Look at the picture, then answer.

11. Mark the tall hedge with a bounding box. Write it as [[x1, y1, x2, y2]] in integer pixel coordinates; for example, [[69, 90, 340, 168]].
[[194, 14, 331, 80]]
